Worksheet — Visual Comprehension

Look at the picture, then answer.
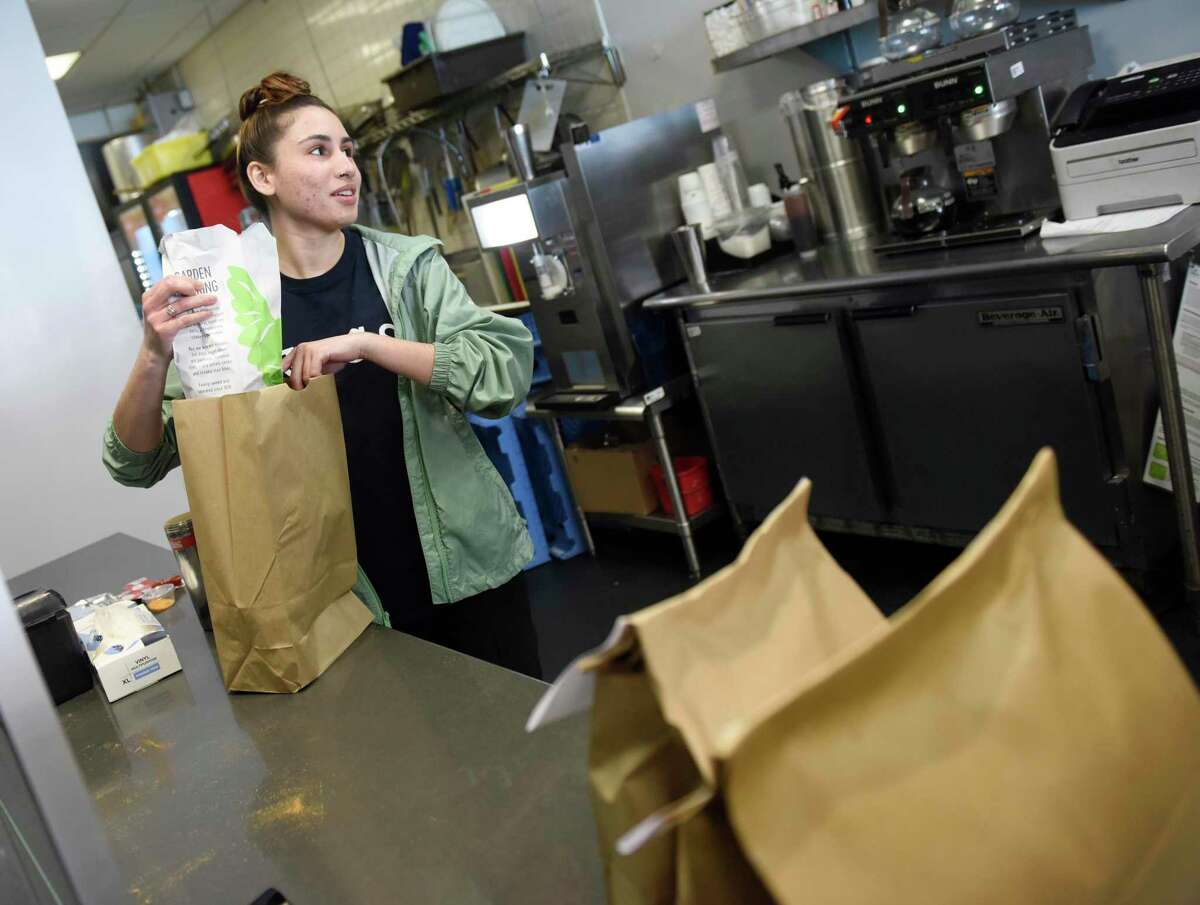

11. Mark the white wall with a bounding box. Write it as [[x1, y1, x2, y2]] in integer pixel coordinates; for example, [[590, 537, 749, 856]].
[[177, 0, 613, 130], [1, 1, 187, 577], [597, 0, 836, 189]]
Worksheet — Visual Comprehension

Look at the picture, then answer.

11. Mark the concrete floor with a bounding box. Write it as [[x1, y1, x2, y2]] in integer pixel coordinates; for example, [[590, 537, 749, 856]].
[[525, 521, 1200, 687]]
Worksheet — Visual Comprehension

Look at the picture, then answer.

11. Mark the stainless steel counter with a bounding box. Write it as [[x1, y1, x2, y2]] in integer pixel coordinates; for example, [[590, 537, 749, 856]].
[[645, 206, 1200, 310], [11, 535, 602, 905], [644, 207, 1200, 618]]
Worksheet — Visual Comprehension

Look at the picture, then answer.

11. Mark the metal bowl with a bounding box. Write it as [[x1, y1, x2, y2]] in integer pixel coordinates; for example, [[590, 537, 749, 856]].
[[894, 122, 938, 156], [959, 99, 1018, 141]]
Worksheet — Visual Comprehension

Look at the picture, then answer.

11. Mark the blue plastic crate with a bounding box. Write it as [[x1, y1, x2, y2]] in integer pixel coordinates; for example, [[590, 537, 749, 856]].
[[520, 312, 552, 386], [468, 410, 551, 571], [530, 353, 551, 386], [519, 311, 541, 343], [512, 406, 588, 561]]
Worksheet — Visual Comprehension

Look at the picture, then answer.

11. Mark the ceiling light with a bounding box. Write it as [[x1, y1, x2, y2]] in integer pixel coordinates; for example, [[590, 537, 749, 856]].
[[45, 52, 81, 81]]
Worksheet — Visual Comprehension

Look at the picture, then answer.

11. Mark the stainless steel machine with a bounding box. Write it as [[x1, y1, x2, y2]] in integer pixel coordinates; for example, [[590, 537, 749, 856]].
[[780, 79, 883, 244], [465, 102, 716, 405], [838, 10, 1094, 253]]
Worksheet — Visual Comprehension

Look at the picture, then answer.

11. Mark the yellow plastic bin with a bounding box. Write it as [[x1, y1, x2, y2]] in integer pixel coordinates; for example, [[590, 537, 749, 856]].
[[131, 132, 213, 187]]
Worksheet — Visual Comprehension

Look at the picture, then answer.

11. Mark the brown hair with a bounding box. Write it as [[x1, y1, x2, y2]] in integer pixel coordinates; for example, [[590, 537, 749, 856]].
[[236, 72, 335, 214]]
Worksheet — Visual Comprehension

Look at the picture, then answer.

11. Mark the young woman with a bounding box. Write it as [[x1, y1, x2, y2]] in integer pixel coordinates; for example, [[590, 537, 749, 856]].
[[104, 72, 541, 677]]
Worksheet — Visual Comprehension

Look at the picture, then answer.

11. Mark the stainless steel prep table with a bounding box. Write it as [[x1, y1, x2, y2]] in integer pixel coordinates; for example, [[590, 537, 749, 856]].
[[524, 377, 725, 579], [646, 207, 1200, 613], [10, 534, 602, 905]]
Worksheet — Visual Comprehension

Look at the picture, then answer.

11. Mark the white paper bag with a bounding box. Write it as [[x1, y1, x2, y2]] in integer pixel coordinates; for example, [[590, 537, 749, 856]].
[[161, 223, 283, 399]]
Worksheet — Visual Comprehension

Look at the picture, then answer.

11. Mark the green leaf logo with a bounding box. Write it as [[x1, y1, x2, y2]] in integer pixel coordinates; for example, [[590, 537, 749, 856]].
[[228, 265, 283, 386]]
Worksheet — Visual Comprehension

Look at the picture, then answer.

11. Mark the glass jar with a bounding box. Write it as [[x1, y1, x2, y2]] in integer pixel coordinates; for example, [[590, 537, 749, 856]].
[[949, 0, 1020, 39], [890, 166, 958, 237], [880, 6, 942, 61], [164, 513, 211, 631]]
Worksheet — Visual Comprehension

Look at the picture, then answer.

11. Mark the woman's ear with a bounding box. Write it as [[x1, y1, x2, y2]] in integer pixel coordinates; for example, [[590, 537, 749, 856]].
[[247, 161, 276, 199]]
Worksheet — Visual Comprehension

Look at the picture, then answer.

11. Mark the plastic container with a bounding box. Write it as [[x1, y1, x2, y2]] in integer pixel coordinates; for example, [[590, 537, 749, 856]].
[[783, 186, 820, 253], [949, 0, 1020, 37], [650, 457, 714, 518], [131, 133, 213, 187], [718, 223, 770, 259]]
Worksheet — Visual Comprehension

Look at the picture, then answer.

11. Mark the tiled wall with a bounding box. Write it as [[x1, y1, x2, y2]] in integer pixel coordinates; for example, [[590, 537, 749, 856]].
[[178, 0, 611, 130], [177, 0, 626, 256]]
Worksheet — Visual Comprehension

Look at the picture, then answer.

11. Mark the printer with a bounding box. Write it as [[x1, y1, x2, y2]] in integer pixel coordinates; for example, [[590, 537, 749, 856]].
[[1051, 54, 1200, 219]]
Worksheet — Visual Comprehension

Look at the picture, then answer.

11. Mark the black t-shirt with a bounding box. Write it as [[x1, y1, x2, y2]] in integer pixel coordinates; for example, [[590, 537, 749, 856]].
[[281, 229, 432, 632]]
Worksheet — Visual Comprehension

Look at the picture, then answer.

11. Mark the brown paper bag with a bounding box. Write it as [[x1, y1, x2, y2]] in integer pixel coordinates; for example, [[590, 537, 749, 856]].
[[727, 449, 1200, 905], [577, 478, 886, 905], [173, 375, 372, 693]]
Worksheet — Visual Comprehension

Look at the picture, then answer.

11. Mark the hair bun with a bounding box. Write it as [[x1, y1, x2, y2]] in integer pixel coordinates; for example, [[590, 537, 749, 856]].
[[238, 72, 313, 121]]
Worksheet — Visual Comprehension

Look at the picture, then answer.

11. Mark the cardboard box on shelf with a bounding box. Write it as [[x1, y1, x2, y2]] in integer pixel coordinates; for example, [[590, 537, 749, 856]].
[[564, 442, 660, 516]]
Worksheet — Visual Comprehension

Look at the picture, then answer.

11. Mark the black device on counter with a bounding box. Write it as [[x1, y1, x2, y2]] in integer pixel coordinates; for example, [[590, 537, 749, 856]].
[[838, 11, 1094, 253], [1050, 54, 1200, 219], [14, 589, 93, 705], [1052, 56, 1200, 148]]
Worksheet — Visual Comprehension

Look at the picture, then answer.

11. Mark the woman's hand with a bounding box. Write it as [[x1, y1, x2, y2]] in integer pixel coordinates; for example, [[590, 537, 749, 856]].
[[282, 334, 366, 390], [140, 276, 217, 365]]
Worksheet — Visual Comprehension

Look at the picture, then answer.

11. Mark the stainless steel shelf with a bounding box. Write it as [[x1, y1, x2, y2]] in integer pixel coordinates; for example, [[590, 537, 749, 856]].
[[711, 4, 878, 73], [586, 504, 725, 536], [360, 42, 621, 149]]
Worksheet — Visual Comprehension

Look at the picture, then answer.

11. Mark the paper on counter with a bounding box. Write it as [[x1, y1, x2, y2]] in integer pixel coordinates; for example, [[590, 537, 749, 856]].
[[1144, 263, 1200, 499], [1040, 204, 1189, 238]]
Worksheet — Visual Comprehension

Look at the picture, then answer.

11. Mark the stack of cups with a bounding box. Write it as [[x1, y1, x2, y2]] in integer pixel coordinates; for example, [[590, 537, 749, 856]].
[[697, 162, 733, 223], [748, 183, 773, 208], [679, 171, 717, 240]]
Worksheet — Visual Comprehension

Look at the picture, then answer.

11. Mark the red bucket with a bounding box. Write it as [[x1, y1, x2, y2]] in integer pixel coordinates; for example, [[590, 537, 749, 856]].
[[650, 457, 713, 517]]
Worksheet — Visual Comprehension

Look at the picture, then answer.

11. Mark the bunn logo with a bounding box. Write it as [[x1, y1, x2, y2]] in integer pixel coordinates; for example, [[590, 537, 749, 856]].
[[861, 96, 884, 108], [934, 77, 959, 89], [1117, 156, 1141, 165]]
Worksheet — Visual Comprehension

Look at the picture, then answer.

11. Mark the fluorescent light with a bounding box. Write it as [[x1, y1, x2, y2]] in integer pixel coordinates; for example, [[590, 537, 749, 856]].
[[46, 52, 81, 81], [469, 193, 538, 249]]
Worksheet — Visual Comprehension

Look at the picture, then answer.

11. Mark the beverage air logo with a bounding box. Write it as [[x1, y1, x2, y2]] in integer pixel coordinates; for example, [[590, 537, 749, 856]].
[[978, 307, 1065, 327]]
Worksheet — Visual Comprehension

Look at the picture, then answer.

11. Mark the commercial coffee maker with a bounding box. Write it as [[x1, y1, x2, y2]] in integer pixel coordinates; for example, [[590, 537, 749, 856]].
[[837, 11, 1094, 253], [464, 102, 715, 406]]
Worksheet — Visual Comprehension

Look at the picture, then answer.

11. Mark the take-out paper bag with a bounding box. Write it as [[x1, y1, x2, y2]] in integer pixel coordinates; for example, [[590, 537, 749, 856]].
[[528, 478, 886, 905], [727, 449, 1200, 905], [173, 375, 372, 693], [161, 223, 283, 399]]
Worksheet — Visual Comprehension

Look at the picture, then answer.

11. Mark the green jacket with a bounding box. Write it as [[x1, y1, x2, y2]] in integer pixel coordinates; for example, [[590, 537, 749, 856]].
[[103, 226, 535, 624]]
